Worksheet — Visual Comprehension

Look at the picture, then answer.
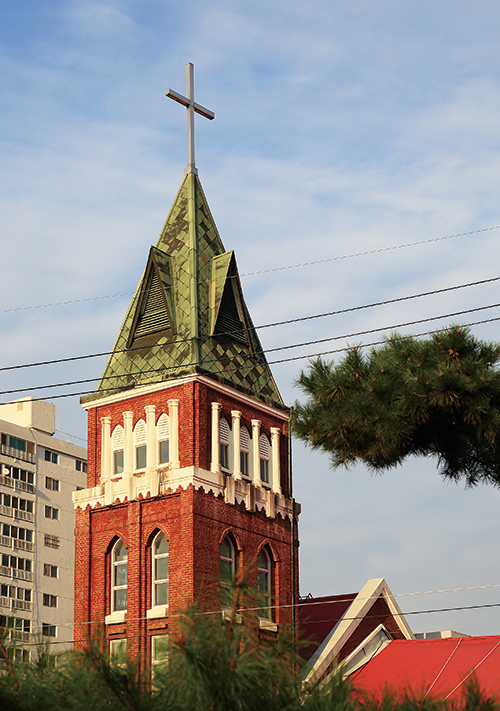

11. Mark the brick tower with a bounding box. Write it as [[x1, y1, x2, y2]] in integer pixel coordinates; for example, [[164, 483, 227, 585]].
[[73, 68, 299, 667]]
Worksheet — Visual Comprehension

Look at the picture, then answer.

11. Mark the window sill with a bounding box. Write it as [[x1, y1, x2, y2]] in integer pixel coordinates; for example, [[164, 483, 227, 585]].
[[222, 609, 243, 624], [259, 618, 277, 632], [105, 610, 126, 624], [147, 605, 169, 620]]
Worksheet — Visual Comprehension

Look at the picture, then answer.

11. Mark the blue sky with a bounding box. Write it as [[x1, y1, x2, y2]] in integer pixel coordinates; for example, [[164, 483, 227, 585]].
[[3, 0, 500, 636]]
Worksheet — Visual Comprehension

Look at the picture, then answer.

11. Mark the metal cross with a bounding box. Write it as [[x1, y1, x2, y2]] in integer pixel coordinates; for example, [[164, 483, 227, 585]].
[[166, 63, 215, 175]]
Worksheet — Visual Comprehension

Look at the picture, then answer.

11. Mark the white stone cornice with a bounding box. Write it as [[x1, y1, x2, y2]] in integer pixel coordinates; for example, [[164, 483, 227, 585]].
[[82, 374, 289, 422]]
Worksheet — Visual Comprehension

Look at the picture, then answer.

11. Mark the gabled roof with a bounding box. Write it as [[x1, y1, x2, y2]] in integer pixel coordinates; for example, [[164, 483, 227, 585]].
[[82, 173, 284, 408], [299, 593, 357, 664], [301, 578, 414, 685], [351, 635, 500, 702]]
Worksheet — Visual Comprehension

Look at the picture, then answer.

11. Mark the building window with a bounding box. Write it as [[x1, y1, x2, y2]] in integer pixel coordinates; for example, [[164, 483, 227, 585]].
[[240, 427, 250, 477], [152, 533, 169, 607], [219, 418, 230, 470], [45, 477, 59, 492], [44, 450, 58, 465], [43, 564, 58, 578], [42, 623, 56, 637], [44, 506, 59, 520], [110, 638, 127, 665], [157, 414, 170, 465], [134, 419, 147, 471], [257, 548, 272, 620], [259, 434, 270, 484], [152, 635, 169, 673], [112, 540, 128, 612], [136, 445, 146, 470], [3, 525, 33, 543], [75, 460, 87, 473], [220, 536, 236, 607], [114, 450, 124, 475], [9, 436, 26, 453], [44, 534, 60, 549], [2, 555, 31, 573], [43, 594, 57, 608], [112, 425, 124, 475], [0, 616, 30, 635]]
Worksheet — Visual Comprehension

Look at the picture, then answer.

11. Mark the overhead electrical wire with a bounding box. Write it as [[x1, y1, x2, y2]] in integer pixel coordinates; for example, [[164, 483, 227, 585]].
[[3, 312, 500, 406], [2, 274, 500, 374], [12, 592, 500, 643], [1, 223, 500, 316]]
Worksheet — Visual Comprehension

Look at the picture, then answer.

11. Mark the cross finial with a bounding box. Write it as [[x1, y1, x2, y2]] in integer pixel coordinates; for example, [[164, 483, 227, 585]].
[[166, 63, 215, 175]]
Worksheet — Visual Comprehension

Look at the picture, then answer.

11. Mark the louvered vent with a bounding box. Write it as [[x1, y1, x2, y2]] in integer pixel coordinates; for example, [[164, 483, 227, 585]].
[[134, 419, 147, 445], [134, 269, 170, 338], [214, 281, 248, 344], [240, 427, 250, 452], [157, 414, 170, 441], [112, 425, 124, 450], [259, 434, 270, 459], [219, 418, 230, 444]]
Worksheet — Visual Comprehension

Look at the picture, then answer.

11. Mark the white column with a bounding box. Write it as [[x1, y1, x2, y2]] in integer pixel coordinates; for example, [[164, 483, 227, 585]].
[[211, 402, 221, 474], [270, 427, 281, 495], [251, 420, 261, 486], [100, 417, 111, 482], [168, 399, 180, 469], [231, 411, 242, 480], [123, 411, 134, 475], [145, 405, 156, 470]]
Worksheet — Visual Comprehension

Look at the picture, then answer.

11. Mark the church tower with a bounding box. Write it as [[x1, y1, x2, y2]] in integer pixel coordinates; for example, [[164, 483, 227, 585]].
[[73, 65, 299, 668]]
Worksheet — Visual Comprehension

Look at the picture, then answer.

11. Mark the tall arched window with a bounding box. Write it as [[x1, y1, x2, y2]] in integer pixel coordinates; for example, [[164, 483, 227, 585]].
[[134, 419, 147, 470], [259, 434, 270, 484], [152, 532, 169, 607], [112, 426, 124, 475], [240, 427, 250, 478], [220, 536, 235, 607], [219, 418, 230, 470], [257, 547, 272, 620], [157, 414, 170, 465], [112, 540, 127, 612]]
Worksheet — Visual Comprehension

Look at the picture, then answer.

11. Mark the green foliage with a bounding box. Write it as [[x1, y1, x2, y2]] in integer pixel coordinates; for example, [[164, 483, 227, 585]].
[[292, 327, 500, 486], [0, 618, 499, 711]]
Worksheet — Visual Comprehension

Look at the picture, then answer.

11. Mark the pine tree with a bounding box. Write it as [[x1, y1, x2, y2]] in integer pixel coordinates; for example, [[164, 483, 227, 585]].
[[292, 327, 500, 486]]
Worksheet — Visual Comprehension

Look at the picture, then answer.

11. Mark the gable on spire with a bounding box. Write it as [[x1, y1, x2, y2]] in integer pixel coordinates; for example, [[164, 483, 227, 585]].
[[127, 247, 176, 347], [210, 252, 249, 346]]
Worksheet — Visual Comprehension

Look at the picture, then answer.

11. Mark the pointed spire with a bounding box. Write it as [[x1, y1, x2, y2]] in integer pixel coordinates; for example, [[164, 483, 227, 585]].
[[83, 175, 283, 408]]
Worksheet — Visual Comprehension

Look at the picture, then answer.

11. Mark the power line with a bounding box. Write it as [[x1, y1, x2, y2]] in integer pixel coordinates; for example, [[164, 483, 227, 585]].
[[3, 303, 500, 397], [2, 274, 500, 374], [2, 224, 499, 316], [13, 590, 500, 643], [3, 315, 500, 405]]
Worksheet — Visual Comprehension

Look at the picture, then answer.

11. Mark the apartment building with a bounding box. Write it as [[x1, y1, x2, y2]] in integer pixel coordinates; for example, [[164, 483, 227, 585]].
[[0, 397, 86, 659]]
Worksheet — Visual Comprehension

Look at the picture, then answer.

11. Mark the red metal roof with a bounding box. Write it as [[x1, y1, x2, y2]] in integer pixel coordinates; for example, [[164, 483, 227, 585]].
[[350, 635, 500, 702], [299, 593, 357, 663]]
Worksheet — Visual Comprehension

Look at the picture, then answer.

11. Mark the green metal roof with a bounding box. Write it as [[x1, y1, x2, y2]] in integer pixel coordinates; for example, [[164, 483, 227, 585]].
[[82, 173, 284, 408]]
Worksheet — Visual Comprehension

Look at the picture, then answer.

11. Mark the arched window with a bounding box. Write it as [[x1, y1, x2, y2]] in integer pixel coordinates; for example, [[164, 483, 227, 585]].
[[259, 434, 270, 484], [157, 414, 170, 465], [240, 427, 250, 478], [134, 419, 147, 470], [112, 540, 127, 612], [152, 532, 169, 607], [257, 547, 272, 620], [220, 536, 235, 607], [112, 426, 124, 475], [219, 418, 230, 470]]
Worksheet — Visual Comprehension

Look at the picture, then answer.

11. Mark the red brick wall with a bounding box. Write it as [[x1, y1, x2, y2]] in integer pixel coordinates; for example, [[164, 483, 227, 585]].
[[85, 379, 290, 494], [74, 484, 298, 667], [76, 377, 297, 669]]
